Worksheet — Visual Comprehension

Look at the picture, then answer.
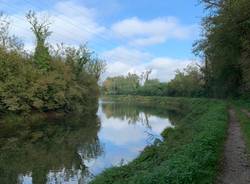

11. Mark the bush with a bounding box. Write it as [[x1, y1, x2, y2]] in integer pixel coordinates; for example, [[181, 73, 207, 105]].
[[0, 12, 104, 114], [0, 47, 100, 113]]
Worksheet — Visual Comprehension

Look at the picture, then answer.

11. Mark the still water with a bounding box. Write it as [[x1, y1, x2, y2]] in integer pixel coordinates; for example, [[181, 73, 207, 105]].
[[0, 100, 175, 184]]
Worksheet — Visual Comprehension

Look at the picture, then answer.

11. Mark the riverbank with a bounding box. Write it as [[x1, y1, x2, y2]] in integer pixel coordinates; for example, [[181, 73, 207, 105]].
[[91, 96, 228, 184]]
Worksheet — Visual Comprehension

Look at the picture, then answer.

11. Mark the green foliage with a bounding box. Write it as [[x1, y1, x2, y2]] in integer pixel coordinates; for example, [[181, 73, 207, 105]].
[[0, 12, 105, 113], [103, 73, 140, 95], [91, 96, 228, 184], [233, 100, 250, 153], [194, 0, 250, 98], [103, 64, 204, 97], [165, 65, 204, 97], [136, 79, 165, 96], [26, 11, 52, 71]]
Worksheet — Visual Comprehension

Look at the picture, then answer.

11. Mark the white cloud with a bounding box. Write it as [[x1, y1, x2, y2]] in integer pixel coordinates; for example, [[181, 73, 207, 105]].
[[102, 46, 193, 82], [8, 0, 106, 50], [148, 57, 191, 81], [98, 109, 173, 145], [50, 1, 106, 44], [4, 0, 196, 81], [102, 46, 152, 64], [101, 46, 152, 78], [112, 17, 197, 46]]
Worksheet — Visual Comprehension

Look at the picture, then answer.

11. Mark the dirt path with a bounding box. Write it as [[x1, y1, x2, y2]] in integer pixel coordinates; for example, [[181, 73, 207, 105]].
[[216, 109, 250, 184], [242, 109, 250, 118]]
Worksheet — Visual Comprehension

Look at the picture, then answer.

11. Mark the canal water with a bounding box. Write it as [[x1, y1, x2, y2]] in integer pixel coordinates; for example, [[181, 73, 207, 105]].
[[0, 100, 175, 184]]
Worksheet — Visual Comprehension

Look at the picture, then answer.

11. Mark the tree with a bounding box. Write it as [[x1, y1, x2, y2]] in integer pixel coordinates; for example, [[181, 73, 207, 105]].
[[86, 57, 106, 80], [102, 73, 140, 95], [194, 0, 250, 98], [0, 13, 24, 51], [26, 11, 52, 71], [140, 69, 152, 83], [0, 13, 10, 48], [165, 65, 204, 97], [0, 11, 104, 113]]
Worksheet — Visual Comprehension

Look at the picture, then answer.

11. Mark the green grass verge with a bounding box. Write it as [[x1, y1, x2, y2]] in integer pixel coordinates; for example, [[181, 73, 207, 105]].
[[233, 99, 250, 111], [92, 96, 228, 184], [233, 101, 250, 154]]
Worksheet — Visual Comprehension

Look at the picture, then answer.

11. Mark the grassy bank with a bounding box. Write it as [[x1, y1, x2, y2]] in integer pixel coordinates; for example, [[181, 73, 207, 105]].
[[233, 100, 250, 154], [92, 96, 228, 184]]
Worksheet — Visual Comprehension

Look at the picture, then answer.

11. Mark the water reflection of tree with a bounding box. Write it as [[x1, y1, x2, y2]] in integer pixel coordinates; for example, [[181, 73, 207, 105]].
[[101, 102, 179, 128], [102, 102, 141, 122], [0, 112, 103, 184]]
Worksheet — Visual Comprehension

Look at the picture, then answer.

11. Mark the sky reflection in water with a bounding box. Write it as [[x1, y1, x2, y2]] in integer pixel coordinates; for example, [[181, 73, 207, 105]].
[[15, 100, 174, 184]]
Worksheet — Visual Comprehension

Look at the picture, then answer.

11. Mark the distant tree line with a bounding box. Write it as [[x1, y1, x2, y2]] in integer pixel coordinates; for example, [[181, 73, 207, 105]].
[[102, 64, 204, 97], [0, 11, 105, 113], [103, 0, 250, 99]]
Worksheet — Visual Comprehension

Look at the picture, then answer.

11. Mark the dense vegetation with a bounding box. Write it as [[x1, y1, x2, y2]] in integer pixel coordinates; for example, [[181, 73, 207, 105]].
[[102, 65, 204, 97], [103, 0, 250, 99], [91, 96, 228, 184], [194, 0, 250, 98], [0, 11, 105, 113]]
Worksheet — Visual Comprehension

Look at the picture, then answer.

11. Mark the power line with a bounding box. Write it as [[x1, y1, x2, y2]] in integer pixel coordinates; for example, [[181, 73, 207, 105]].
[[0, 0, 148, 63], [0, 1, 107, 48], [22, 0, 122, 49], [21, 0, 139, 58]]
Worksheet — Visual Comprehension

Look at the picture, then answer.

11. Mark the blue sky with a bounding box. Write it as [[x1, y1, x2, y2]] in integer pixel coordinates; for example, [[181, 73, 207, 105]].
[[0, 0, 204, 81]]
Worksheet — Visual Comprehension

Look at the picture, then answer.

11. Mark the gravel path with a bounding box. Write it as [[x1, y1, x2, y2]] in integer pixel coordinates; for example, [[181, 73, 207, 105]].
[[216, 109, 250, 184]]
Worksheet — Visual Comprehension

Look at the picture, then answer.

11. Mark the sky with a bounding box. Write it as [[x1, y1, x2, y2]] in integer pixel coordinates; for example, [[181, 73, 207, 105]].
[[0, 0, 204, 82]]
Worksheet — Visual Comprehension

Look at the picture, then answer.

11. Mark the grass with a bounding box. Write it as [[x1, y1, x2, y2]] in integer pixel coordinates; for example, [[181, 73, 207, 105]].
[[233, 100, 250, 154], [91, 96, 228, 184]]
